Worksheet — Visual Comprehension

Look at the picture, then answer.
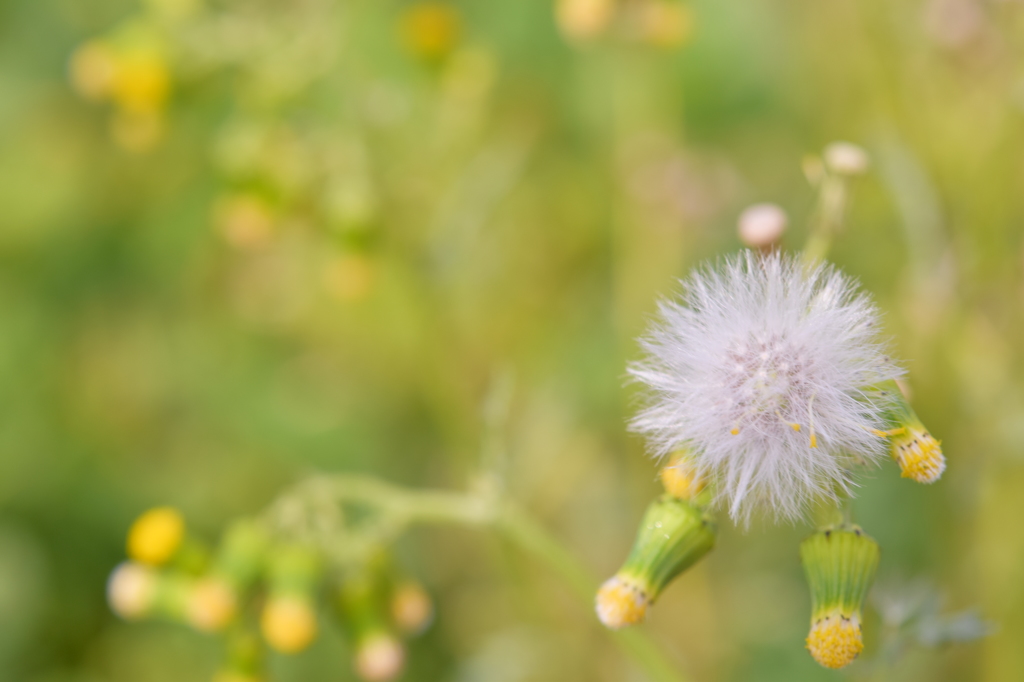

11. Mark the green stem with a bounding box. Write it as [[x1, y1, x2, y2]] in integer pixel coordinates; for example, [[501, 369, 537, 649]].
[[802, 174, 848, 265], [280, 474, 689, 682]]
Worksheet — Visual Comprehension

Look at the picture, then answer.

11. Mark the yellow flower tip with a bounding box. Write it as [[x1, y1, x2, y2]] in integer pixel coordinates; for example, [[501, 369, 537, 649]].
[[111, 50, 171, 113], [260, 596, 318, 653], [892, 428, 945, 484], [354, 634, 405, 682], [806, 613, 863, 670], [401, 2, 461, 60], [555, 0, 615, 42], [390, 583, 434, 636], [187, 577, 237, 632], [107, 562, 157, 619], [639, 1, 694, 50], [595, 575, 649, 629], [660, 458, 705, 500], [127, 507, 185, 566], [70, 41, 118, 100]]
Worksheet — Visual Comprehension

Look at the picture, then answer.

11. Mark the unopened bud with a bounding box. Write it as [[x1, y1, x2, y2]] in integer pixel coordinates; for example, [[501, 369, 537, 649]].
[[659, 451, 705, 500], [823, 142, 869, 176], [800, 525, 879, 669], [596, 496, 715, 629], [108, 562, 158, 619], [390, 582, 434, 636], [738, 203, 788, 248], [871, 380, 946, 483]]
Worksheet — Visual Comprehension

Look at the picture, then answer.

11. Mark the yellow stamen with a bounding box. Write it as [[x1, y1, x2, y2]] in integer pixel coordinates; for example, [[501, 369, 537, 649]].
[[595, 575, 649, 629], [730, 426, 739, 435], [806, 613, 863, 669]]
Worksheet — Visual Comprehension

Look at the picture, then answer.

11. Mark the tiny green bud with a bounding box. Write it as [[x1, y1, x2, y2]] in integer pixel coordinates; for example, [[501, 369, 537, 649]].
[[800, 525, 879, 669], [596, 495, 716, 629]]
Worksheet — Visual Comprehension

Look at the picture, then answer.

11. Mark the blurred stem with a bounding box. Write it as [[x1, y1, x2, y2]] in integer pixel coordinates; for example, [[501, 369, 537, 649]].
[[802, 174, 849, 265], [277, 474, 688, 682]]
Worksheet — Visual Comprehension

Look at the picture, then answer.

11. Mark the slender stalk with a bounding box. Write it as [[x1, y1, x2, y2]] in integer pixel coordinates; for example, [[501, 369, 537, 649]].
[[279, 474, 689, 682]]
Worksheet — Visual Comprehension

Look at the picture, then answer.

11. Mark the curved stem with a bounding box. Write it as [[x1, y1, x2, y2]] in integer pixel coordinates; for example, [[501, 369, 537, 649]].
[[280, 474, 689, 682]]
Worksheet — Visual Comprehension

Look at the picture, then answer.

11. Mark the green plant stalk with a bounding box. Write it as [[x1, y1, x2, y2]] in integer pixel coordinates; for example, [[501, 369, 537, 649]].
[[278, 474, 689, 682]]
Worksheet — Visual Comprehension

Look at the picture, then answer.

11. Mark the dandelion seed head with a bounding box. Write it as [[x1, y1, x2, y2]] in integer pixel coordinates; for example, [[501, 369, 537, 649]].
[[629, 251, 902, 523]]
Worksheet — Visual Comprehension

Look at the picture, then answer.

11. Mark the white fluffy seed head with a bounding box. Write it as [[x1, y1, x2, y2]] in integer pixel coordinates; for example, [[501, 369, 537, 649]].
[[629, 251, 902, 524]]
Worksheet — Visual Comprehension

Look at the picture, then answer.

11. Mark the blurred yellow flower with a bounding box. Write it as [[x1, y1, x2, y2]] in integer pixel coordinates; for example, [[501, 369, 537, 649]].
[[637, 0, 693, 49], [215, 193, 277, 251], [401, 2, 461, 60], [111, 48, 171, 114], [69, 41, 119, 101], [260, 595, 318, 653], [127, 507, 185, 566], [555, 0, 615, 42]]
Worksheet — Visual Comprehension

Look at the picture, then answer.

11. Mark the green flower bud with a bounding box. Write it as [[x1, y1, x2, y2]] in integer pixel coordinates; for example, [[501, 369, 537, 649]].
[[596, 495, 716, 629], [870, 380, 945, 483], [800, 525, 879, 669]]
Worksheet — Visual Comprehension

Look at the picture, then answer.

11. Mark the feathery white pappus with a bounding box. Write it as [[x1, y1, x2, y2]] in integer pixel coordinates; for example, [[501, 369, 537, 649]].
[[629, 251, 902, 523]]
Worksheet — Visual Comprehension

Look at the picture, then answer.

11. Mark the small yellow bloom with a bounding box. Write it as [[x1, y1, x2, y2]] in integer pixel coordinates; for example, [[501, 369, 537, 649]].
[[891, 426, 945, 484], [111, 49, 171, 114], [595, 574, 650, 629], [69, 41, 119, 101], [260, 595, 318, 653], [806, 611, 863, 669], [401, 2, 461, 60], [555, 0, 615, 42], [871, 380, 946, 484], [127, 506, 185, 566], [638, 1, 693, 49]]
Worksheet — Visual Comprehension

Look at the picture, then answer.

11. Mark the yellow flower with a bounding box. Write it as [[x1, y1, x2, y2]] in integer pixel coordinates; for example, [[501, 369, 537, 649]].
[[110, 48, 171, 114], [69, 41, 119, 101], [187, 576, 237, 632], [127, 506, 185, 566], [401, 2, 461, 60], [555, 0, 615, 42], [260, 595, 318, 653], [637, 1, 693, 50]]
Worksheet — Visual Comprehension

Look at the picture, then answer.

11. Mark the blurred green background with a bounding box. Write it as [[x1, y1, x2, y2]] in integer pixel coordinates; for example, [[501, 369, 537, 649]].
[[1, 0, 1022, 680]]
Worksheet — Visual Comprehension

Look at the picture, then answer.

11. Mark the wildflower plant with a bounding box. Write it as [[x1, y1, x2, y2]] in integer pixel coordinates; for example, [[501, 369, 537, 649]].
[[595, 141, 954, 671], [77, 3, 964, 674]]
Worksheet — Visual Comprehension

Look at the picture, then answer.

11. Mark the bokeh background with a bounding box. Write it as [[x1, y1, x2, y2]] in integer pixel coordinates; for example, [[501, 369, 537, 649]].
[[1, 0, 1023, 680]]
